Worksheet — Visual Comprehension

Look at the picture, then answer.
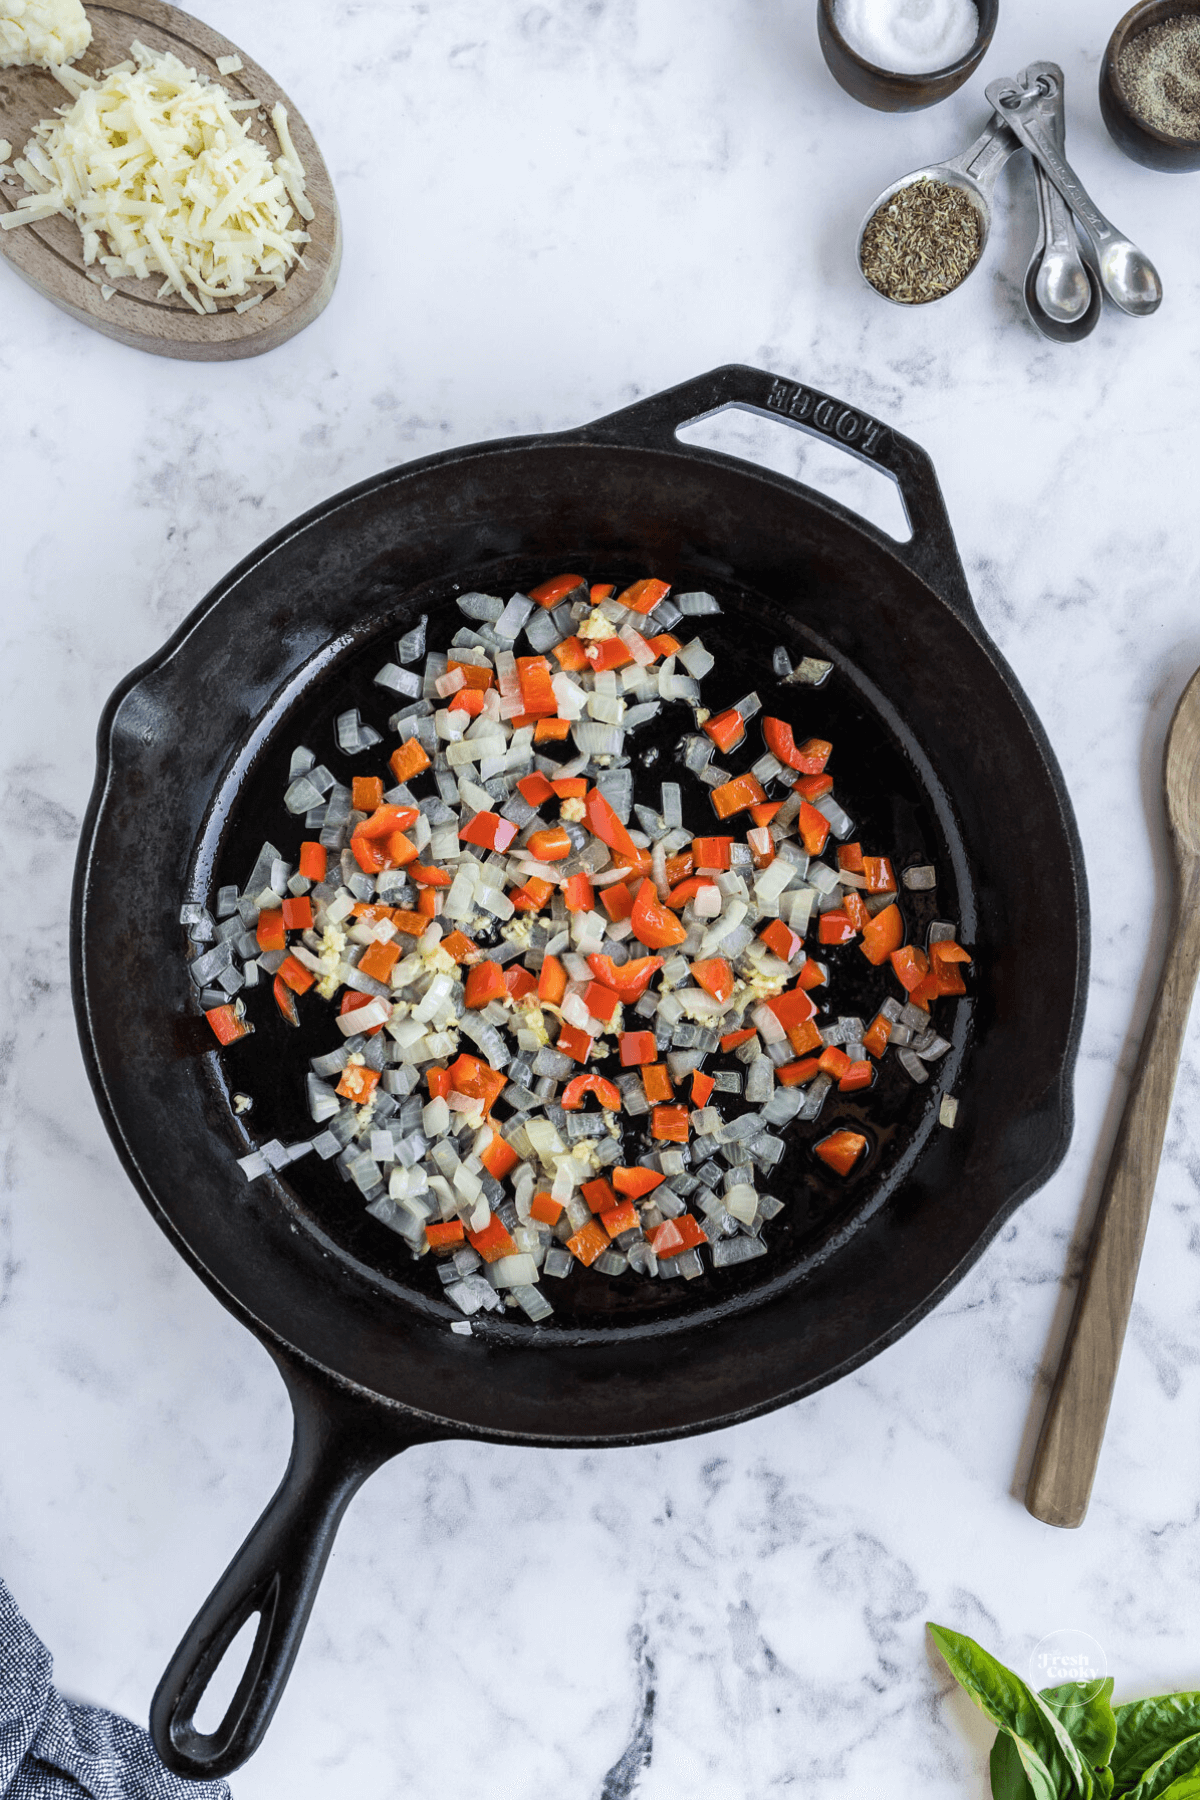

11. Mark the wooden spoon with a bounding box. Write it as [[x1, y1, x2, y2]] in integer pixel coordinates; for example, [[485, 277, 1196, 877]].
[[0, 0, 340, 359], [1026, 665, 1200, 1527]]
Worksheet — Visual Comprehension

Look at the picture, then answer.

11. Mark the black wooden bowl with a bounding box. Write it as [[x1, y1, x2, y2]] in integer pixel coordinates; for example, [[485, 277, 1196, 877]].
[[1100, 0, 1200, 171], [817, 0, 999, 112]]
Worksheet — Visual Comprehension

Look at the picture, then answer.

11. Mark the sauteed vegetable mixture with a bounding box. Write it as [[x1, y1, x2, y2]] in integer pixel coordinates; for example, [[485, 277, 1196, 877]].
[[183, 577, 972, 1324]]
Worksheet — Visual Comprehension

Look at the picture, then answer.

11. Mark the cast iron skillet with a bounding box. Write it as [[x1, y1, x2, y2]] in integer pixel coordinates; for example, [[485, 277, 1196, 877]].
[[70, 365, 1088, 1780]]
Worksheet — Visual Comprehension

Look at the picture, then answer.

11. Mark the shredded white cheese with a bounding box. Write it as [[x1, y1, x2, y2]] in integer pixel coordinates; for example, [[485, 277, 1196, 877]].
[[215, 53, 242, 75], [0, 40, 312, 313], [0, 0, 91, 69]]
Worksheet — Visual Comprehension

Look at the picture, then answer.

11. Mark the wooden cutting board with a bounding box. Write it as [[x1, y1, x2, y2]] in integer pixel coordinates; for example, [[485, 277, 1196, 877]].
[[0, 0, 340, 359]]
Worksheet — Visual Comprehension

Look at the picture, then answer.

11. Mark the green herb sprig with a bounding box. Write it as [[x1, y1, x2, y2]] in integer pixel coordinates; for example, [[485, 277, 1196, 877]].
[[928, 1623, 1200, 1800]]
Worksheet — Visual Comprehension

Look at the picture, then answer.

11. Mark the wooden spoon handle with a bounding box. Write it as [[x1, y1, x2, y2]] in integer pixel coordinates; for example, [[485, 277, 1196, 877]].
[[1026, 854, 1200, 1527]]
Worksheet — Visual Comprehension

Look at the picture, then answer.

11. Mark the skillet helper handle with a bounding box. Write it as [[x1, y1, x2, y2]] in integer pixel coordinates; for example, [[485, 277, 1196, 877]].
[[151, 1357, 435, 1781], [1026, 855, 1200, 1527], [581, 364, 975, 622]]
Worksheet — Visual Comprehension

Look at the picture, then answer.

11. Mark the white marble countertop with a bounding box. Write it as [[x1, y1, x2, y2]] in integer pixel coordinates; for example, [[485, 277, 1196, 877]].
[[3, 1, 1200, 1795]]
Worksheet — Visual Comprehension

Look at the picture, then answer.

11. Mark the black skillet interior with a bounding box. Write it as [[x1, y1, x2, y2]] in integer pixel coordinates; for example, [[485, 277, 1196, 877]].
[[73, 366, 1088, 1781]]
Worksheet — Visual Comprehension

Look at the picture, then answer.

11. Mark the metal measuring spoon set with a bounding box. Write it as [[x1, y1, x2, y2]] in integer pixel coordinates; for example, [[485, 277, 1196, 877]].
[[857, 62, 1161, 340]]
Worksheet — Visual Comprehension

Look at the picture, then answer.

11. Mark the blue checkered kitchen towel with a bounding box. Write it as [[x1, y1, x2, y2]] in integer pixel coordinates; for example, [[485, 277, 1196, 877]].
[[0, 1578, 230, 1800]]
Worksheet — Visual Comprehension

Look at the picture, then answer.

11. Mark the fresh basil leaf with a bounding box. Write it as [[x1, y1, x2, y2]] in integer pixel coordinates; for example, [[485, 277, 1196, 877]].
[[991, 1730, 1037, 1800], [1123, 1734, 1200, 1800], [1153, 1776, 1200, 1800], [1041, 1679, 1117, 1775], [1113, 1700, 1200, 1791], [928, 1624, 1092, 1800], [1095, 1770, 1114, 1799]]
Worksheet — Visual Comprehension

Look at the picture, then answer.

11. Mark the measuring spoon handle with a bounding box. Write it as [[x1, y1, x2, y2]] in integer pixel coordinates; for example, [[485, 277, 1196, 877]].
[[943, 115, 1021, 201]]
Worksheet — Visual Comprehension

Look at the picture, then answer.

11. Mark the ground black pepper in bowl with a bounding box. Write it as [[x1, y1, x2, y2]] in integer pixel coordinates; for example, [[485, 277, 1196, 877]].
[[1118, 13, 1200, 138], [858, 176, 983, 304]]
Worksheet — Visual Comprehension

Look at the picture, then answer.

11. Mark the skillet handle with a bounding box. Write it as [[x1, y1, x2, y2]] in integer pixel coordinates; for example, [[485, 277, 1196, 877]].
[[150, 1352, 438, 1782], [579, 364, 976, 624]]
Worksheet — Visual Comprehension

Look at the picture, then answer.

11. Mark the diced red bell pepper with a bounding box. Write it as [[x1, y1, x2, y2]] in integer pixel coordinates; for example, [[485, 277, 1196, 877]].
[[818, 909, 857, 946], [273, 974, 300, 1026], [527, 826, 572, 862], [567, 1218, 609, 1266], [448, 687, 486, 717], [590, 583, 615, 603], [838, 842, 864, 874], [204, 1002, 252, 1045], [410, 863, 452, 887], [459, 811, 519, 852], [441, 931, 479, 963], [480, 1131, 520, 1180], [860, 903, 903, 966], [427, 1066, 453, 1101], [355, 804, 420, 841], [552, 636, 588, 672], [817, 1045, 851, 1079], [446, 659, 495, 692], [760, 918, 803, 962], [651, 1103, 689, 1142], [929, 938, 972, 997], [793, 737, 833, 774], [616, 577, 671, 614], [256, 909, 286, 952], [760, 716, 805, 769], [787, 1019, 823, 1055], [778, 1056, 822, 1086], [585, 637, 633, 672], [766, 985, 818, 1028], [298, 842, 326, 883], [691, 1069, 715, 1107], [613, 1166, 664, 1198], [703, 708, 745, 753], [538, 955, 568, 1005], [798, 801, 830, 857], [561, 1073, 621, 1111], [518, 771, 556, 806], [814, 1130, 868, 1177], [862, 856, 897, 894], [749, 802, 782, 828], [504, 965, 537, 1002], [551, 777, 588, 799], [530, 1191, 563, 1226], [390, 910, 429, 938], [600, 1200, 639, 1239], [647, 633, 682, 659], [843, 891, 870, 932], [797, 958, 826, 989], [447, 1054, 507, 1115], [464, 959, 506, 1008], [425, 1219, 465, 1249], [277, 952, 315, 995], [864, 1013, 892, 1059], [890, 945, 929, 994], [665, 851, 695, 885], [416, 889, 440, 919], [581, 1177, 619, 1214], [690, 957, 733, 1002], [352, 776, 384, 811], [534, 717, 572, 742], [510, 879, 554, 913], [585, 788, 641, 862], [516, 655, 558, 717], [631, 878, 687, 949], [648, 1213, 708, 1259], [691, 836, 733, 871], [601, 880, 634, 922], [389, 738, 431, 784], [711, 773, 767, 820], [583, 981, 619, 1023], [359, 939, 400, 983], [619, 1030, 657, 1066], [587, 954, 663, 1002], [557, 1022, 593, 1063], [350, 834, 386, 874], [641, 1063, 673, 1103], [467, 1213, 518, 1262], [839, 1060, 874, 1093], [720, 1026, 757, 1052], [529, 573, 586, 608], [793, 773, 834, 802], [336, 1061, 380, 1103]]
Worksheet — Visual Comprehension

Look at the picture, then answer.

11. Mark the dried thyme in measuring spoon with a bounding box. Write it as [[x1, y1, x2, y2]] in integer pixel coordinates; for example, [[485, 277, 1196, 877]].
[[859, 176, 983, 303]]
